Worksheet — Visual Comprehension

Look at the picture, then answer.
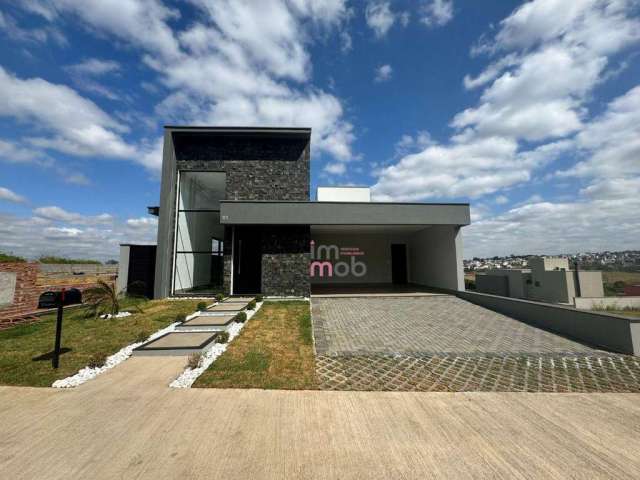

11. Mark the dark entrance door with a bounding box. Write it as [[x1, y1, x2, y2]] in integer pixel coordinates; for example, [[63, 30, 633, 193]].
[[127, 245, 156, 298], [233, 227, 262, 294], [391, 244, 407, 285]]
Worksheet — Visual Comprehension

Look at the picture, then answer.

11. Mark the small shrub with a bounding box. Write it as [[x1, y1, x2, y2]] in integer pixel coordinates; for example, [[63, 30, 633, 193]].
[[186, 353, 202, 369], [175, 313, 186, 323], [247, 299, 256, 310], [135, 330, 150, 343], [234, 311, 247, 323], [216, 331, 230, 343], [215, 293, 225, 303], [87, 353, 108, 369], [197, 301, 207, 311], [255, 294, 264, 302]]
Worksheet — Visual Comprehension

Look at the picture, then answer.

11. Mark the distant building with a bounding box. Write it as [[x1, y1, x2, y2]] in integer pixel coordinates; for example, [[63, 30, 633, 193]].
[[475, 256, 604, 304]]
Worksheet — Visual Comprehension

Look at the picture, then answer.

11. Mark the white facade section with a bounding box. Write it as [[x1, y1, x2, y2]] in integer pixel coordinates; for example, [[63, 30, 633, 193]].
[[408, 226, 464, 291], [317, 187, 371, 202]]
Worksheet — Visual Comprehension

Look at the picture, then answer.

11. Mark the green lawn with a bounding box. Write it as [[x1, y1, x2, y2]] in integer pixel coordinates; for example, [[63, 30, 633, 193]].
[[0, 298, 200, 387], [592, 308, 640, 319], [194, 301, 317, 390]]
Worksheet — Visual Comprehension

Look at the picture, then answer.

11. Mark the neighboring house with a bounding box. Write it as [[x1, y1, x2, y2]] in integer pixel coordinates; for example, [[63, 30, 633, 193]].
[[476, 256, 604, 304], [150, 126, 470, 298]]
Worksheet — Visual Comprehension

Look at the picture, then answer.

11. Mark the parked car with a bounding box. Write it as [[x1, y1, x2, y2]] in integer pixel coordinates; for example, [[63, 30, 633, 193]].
[[37, 288, 82, 308]]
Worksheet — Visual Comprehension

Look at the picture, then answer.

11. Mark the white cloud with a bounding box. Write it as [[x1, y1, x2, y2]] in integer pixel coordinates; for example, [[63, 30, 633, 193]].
[[65, 58, 121, 76], [33, 206, 113, 225], [580, 177, 640, 199], [126, 217, 158, 228], [558, 85, 640, 179], [494, 195, 509, 205], [65, 172, 91, 186], [0, 139, 51, 165], [464, 193, 640, 258], [399, 11, 411, 27], [0, 10, 67, 46], [0, 187, 27, 204], [420, 0, 454, 28], [323, 162, 346, 175], [0, 211, 157, 260], [459, 0, 640, 142], [365, 1, 395, 38], [38, 0, 182, 59], [373, 136, 522, 201], [373, 0, 640, 203], [340, 31, 353, 53], [0, 66, 136, 159], [16, 0, 356, 169], [374, 64, 393, 82]]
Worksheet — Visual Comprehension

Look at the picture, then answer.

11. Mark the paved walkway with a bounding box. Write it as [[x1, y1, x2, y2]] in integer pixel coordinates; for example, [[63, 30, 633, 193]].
[[1, 359, 640, 479], [312, 296, 640, 392], [312, 296, 596, 355]]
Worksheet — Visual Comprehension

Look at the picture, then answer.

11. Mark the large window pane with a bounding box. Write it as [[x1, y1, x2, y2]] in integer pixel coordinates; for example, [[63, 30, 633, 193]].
[[174, 253, 224, 294], [179, 171, 226, 210], [175, 211, 223, 252]]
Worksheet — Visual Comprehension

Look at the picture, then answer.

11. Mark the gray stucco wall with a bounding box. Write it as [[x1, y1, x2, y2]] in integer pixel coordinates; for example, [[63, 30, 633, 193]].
[[310, 232, 412, 285], [456, 290, 640, 355], [220, 201, 470, 226], [116, 245, 130, 294], [475, 274, 509, 296]]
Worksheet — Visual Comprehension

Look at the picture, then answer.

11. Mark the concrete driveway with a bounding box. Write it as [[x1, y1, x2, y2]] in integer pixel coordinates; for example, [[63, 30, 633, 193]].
[[1, 357, 640, 479], [311, 296, 640, 392]]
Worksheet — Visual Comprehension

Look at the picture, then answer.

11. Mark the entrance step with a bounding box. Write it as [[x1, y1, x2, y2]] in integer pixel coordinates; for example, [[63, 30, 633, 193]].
[[132, 332, 219, 356], [223, 296, 255, 303], [206, 303, 247, 313], [175, 314, 236, 331]]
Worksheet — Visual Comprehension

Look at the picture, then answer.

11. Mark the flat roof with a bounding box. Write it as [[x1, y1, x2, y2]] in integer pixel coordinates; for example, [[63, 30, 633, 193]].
[[220, 201, 470, 226], [165, 126, 311, 135]]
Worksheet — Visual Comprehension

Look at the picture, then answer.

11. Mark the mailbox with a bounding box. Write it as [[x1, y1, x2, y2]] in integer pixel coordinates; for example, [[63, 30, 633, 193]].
[[38, 288, 82, 308]]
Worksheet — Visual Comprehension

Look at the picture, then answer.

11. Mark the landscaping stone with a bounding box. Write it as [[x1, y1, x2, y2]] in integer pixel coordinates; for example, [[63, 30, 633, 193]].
[[170, 301, 264, 388], [52, 322, 180, 388]]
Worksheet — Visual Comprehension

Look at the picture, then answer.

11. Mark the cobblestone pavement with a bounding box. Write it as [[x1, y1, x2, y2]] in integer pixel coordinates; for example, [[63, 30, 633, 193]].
[[312, 296, 640, 392]]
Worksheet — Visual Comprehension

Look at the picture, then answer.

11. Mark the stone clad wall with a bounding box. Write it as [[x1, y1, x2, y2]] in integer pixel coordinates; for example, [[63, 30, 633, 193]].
[[261, 226, 310, 297], [169, 132, 311, 296], [174, 134, 310, 201]]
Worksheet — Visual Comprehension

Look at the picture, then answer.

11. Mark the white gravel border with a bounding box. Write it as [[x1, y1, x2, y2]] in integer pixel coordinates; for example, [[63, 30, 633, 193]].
[[99, 311, 132, 319], [51, 321, 180, 388], [169, 301, 264, 388]]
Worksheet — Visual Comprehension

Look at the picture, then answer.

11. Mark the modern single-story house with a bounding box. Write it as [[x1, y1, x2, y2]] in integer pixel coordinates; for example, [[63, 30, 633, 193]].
[[475, 256, 604, 304], [151, 126, 470, 298]]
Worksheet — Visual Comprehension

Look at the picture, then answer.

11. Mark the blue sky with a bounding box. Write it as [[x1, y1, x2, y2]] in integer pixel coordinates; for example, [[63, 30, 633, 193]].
[[0, 0, 639, 260]]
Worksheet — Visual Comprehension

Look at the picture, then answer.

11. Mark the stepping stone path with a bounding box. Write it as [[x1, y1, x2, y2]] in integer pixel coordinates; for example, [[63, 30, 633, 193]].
[[133, 297, 253, 356]]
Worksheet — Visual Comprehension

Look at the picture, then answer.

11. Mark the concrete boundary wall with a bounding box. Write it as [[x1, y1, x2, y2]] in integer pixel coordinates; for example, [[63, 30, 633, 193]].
[[574, 296, 640, 310], [455, 290, 640, 356]]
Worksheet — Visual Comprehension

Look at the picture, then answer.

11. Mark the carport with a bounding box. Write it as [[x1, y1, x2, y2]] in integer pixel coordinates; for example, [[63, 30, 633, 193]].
[[220, 200, 470, 295], [310, 224, 463, 294]]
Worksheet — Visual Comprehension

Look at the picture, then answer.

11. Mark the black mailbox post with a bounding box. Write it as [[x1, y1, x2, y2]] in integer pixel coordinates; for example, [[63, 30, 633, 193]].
[[52, 288, 81, 369]]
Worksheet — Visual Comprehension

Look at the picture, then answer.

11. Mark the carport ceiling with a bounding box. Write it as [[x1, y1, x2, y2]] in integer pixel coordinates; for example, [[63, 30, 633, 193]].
[[311, 225, 431, 234]]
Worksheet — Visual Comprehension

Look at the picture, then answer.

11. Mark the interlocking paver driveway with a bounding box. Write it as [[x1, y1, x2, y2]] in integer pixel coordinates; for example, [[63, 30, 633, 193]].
[[312, 296, 595, 355], [311, 296, 640, 392]]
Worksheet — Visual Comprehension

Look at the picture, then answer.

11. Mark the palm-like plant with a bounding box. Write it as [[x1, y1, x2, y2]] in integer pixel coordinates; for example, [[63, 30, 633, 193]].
[[83, 280, 120, 318]]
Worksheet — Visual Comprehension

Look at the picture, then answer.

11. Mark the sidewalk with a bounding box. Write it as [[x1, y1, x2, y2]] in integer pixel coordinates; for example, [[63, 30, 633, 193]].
[[1, 364, 639, 479]]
